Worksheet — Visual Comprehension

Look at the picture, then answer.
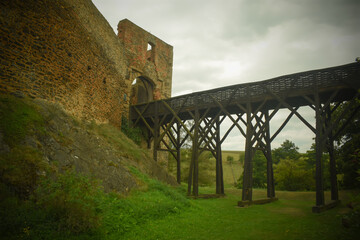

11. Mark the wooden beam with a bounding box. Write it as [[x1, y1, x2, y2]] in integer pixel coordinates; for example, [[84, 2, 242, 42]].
[[270, 107, 299, 142], [314, 91, 325, 207]]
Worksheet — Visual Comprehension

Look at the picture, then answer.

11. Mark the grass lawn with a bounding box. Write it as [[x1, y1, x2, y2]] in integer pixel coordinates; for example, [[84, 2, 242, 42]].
[[122, 187, 359, 240]]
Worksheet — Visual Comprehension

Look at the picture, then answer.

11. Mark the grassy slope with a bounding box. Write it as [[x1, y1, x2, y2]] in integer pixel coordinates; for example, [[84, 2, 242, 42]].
[[222, 150, 244, 186], [123, 188, 360, 240], [0, 95, 181, 239]]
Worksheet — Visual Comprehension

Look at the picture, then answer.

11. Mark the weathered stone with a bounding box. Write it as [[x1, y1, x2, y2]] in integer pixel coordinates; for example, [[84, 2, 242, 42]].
[[0, 0, 173, 129]]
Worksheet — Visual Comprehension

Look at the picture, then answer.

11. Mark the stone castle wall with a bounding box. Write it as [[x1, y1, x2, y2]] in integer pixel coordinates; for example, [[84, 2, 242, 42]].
[[0, 0, 173, 128]]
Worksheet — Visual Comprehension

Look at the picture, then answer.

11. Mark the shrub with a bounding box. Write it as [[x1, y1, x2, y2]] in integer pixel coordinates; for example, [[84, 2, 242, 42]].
[[0, 145, 47, 199], [33, 171, 104, 234], [121, 117, 143, 145], [274, 158, 315, 191]]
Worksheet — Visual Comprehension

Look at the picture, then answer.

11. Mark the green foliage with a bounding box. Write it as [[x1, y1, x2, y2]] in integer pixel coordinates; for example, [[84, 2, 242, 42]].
[[332, 100, 360, 189], [226, 155, 234, 163], [0, 145, 47, 198], [342, 192, 360, 229], [0, 95, 44, 146], [0, 95, 48, 198], [341, 168, 360, 229], [337, 136, 360, 189], [121, 117, 143, 145], [272, 139, 300, 164], [274, 158, 315, 191], [33, 171, 104, 234], [1, 168, 191, 239], [237, 150, 267, 189], [236, 140, 320, 191], [0, 171, 104, 239], [168, 149, 215, 186]]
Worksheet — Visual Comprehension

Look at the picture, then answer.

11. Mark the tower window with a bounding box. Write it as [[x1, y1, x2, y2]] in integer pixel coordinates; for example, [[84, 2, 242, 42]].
[[147, 43, 152, 51], [146, 42, 155, 62]]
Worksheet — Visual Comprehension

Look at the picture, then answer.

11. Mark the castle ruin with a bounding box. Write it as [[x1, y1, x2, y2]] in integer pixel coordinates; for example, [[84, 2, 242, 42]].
[[0, 0, 173, 128]]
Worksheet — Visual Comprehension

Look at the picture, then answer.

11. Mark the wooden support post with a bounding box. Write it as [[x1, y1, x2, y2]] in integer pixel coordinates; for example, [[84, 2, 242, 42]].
[[176, 121, 181, 184], [192, 106, 200, 197], [264, 110, 275, 198], [314, 93, 325, 209], [215, 117, 224, 195], [219, 147, 224, 195], [242, 102, 254, 201], [153, 102, 159, 162], [326, 107, 339, 201]]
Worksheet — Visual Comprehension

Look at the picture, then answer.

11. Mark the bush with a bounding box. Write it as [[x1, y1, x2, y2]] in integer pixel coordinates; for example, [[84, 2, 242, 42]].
[[121, 117, 143, 145], [274, 158, 315, 191], [33, 171, 104, 234]]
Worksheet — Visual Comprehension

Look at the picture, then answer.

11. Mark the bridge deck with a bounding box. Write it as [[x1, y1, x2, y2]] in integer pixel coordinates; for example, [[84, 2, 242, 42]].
[[130, 62, 360, 122]]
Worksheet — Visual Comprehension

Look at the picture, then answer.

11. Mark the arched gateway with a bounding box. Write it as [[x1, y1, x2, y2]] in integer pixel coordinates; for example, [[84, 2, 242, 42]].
[[130, 62, 360, 213]]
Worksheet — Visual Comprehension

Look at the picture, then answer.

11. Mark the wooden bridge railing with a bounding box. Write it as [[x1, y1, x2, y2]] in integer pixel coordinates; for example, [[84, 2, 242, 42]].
[[131, 62, 360, 122]]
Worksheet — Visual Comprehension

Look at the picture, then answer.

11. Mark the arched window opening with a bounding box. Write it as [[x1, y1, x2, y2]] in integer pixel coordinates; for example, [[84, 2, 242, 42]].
[[130, 76, 154, 105], [146, 42, 155, 62]]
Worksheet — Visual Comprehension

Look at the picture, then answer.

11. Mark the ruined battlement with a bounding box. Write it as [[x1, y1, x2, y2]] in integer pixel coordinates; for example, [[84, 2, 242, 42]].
[[118, 19, 173, 105]]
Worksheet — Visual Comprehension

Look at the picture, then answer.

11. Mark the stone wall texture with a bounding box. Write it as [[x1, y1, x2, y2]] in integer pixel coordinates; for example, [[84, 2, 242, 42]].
[[0, 0, 173, 128]]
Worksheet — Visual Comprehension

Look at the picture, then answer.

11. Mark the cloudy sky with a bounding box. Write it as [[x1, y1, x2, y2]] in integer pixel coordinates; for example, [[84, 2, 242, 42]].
[[93, 0, 360, 152]]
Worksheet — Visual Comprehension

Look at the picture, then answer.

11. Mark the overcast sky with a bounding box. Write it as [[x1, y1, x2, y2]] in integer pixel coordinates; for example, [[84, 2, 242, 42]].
[[93, 0, 360, 152]]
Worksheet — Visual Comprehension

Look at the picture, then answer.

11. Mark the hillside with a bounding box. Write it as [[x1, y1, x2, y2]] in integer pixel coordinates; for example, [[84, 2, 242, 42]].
[[0, 94, 177, 194]]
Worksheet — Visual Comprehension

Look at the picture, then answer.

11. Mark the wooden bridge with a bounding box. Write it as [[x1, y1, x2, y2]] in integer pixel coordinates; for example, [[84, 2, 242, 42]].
[[130, 62, 360, 212]]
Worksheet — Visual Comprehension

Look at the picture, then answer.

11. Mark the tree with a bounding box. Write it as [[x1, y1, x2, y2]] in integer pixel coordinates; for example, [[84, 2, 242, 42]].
[[274, 157, 315, 191], [272, 139, 300, 163], [332, 100, 360, 189]]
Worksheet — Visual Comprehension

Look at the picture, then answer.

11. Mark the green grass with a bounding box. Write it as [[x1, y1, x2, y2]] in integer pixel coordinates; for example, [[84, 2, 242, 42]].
[[88, 121, 151, 162], [122, 188, 360, 240], [0, 95, 45, 146]]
